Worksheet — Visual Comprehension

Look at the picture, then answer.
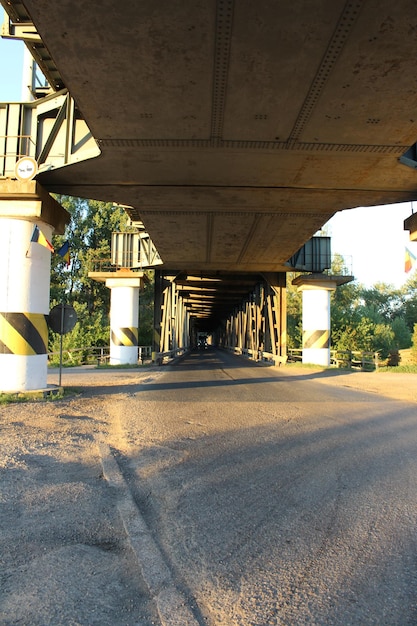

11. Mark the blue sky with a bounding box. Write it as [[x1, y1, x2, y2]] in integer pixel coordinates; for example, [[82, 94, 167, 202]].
[[0, 20, 24, 101], [1, 13, 417, 289]]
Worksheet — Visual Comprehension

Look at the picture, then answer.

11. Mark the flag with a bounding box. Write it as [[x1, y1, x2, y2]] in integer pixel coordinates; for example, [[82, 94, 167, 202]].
[[405, 247, 416, 273], [57, 241, 70, 266], [30, 225, 54, 252]]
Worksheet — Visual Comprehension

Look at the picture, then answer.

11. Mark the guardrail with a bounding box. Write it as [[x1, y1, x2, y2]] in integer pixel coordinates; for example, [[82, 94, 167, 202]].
[[48, 345, 152, 366], [224, 346, 287, 366], [331, 350, 378, 371], [152, 348, 188, 365], [287, 348, 379, 370]]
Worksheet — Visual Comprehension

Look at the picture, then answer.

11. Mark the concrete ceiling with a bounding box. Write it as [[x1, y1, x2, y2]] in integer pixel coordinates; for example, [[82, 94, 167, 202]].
[[3, 1, 417, 284]]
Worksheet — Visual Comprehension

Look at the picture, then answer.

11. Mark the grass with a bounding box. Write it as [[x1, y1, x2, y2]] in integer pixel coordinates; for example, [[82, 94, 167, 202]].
[[286, 350, 417, 374], [380, 364, 417, 373], [377, 348, 417, 373], [284, 360, 327, 370], [0, 387, 72, 405], [96, 361, 152, 369]]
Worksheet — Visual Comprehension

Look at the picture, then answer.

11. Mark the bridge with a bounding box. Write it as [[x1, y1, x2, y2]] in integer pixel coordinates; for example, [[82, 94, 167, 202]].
[[1, 0, 417, 390]]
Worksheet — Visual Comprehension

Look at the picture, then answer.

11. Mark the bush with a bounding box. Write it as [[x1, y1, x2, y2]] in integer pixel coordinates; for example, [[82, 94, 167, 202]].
[[387, 349, 401, 366], [411, 324, 417, 365]]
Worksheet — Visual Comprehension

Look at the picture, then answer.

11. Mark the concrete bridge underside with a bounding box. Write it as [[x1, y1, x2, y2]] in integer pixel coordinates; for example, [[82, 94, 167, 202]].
[[2, 0, 417, 342]]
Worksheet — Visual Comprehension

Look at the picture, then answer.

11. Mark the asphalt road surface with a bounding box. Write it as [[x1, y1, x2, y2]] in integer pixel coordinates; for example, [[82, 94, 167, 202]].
[[107, 348, 417, 625], [2, 349, 417, 625]]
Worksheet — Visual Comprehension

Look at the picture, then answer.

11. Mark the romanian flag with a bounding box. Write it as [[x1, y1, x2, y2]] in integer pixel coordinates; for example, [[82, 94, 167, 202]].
[[30, 225, 54, 252], [405, 247, 416, 273], [57, 241, 70, 266]]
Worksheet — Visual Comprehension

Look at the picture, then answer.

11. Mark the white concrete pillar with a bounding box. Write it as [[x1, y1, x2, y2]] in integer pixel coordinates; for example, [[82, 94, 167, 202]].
[[0, 218, 53, 390], [293, 276, 338, 367], [106, 277, 142, 365], [0, 181, 69, 392], [301, 286, 334, 366]]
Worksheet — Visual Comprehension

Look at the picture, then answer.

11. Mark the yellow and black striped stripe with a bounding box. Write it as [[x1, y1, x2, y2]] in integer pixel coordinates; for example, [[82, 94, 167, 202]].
[[303, 329, 330, 350], [0, 312, 48, 355], [111, 327, 138, 347]]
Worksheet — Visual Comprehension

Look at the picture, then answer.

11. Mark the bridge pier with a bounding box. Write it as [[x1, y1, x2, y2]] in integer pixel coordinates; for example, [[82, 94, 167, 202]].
[[88, 270, 144, 365], [107, 276, 142, 365], [292, 274, 353, 366], [0, 181, 69, 392]]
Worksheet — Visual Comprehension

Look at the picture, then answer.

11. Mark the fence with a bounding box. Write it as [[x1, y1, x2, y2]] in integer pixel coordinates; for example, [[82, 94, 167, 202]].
[[224, 346, 287, 366], [287, 348, 379, 370], [331, 350, 378, 371], [48, 345, 152, 366]]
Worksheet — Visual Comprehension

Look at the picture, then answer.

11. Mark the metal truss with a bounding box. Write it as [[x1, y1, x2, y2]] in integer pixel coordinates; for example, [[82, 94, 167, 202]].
[[0, 91, 99, 178], [153, 272, 191, 362], [217, 273, 287, 365]]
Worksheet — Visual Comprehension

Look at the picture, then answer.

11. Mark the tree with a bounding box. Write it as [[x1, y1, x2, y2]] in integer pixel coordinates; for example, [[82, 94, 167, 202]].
[[360, 283, 404, 324], [285, 250, 404, 359], [138, 271, 155, 345], [49, 196, 148, 354], [391, 316, 412, 350], [335, 316, 395, 359], [51, 196, 129, 315], [411, 324, 417, 365], [402, 272, 417, 333], [331, 280, 362, 348], [286, 273, 302, 348]]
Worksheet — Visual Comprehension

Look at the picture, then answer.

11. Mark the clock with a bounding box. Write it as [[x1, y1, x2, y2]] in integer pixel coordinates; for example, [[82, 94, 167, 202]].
[[15, 156, 38, 182]]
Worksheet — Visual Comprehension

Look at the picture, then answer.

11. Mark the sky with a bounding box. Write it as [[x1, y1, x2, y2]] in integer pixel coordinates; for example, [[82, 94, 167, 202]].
[[1, 12, 417, 289]]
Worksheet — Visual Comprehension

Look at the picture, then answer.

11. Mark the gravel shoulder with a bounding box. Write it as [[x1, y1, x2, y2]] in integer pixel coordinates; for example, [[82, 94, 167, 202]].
[[0, 366, 163, 626], [278, 364, 417, 403]]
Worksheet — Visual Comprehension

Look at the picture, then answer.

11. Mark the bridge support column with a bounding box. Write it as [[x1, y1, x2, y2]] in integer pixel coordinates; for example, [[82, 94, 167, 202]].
[[105, 276, 143, 365], [88, 269, 145, 365], [293, 274, 348, 366], [0, 181, 69, 392]]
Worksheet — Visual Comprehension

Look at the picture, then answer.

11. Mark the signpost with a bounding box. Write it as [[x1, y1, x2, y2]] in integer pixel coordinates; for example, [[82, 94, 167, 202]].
[[48, 304, 77, 386]]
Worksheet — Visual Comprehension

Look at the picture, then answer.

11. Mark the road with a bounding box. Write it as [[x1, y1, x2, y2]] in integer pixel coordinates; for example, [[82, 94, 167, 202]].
[[2, 349, 417, 625], [102, 349, 417, 625]]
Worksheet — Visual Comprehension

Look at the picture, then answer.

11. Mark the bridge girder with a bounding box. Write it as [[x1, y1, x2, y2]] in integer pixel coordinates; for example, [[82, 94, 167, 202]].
[[2, 0, 417, 277]]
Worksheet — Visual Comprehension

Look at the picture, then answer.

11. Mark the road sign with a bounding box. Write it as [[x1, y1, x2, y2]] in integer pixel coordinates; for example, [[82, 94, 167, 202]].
[[15, 156, 38, 181], [48, 304, 77, 335]]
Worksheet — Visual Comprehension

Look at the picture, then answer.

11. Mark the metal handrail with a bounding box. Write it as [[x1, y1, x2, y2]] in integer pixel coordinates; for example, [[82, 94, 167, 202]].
[[0, 134, 36, 157], [48, 345, 153, 366]]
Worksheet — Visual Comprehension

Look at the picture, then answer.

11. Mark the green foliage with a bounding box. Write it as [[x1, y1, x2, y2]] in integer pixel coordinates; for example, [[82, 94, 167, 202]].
[[0, 388, 65, 403], [49, 197, 153, 354], [286, 273, 302, 349], [138, 271, 155, 345], [287, 266, 412, 360], [48, 301, 110, 359], [360, 283, 404, 323], [391, 317, 412, 349], [381, 363, 417, 373], [51, 197, 129, 315], [333, 316, 395, 359], [411, 324, 417, 365]]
